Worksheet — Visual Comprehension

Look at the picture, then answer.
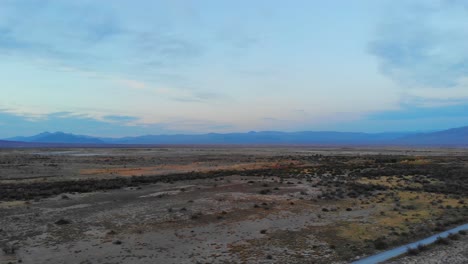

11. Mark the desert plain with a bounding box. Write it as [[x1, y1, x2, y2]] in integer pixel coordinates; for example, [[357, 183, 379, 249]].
[[0, 147, 467, 264]]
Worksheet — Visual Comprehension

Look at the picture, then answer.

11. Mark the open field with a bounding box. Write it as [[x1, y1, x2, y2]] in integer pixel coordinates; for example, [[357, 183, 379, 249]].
[[1, 147, 467, 263]]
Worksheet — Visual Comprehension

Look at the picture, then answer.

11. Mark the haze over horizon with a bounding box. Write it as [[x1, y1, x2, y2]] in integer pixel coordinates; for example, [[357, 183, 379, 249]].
[[1, 0, 468, 138]]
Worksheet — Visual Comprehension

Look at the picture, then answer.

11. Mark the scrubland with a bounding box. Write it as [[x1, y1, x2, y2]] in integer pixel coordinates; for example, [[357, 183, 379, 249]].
[[0, 147, 467, 263]]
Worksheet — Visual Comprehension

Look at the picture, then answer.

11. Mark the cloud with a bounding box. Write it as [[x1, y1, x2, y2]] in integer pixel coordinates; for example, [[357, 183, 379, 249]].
[[214, 27, 259, 56], [117, 79, 147, 90], [168, 90, 226, 103], [0, 0, 250, 111], [103, 115, 140, 123], [0, 110, 169, 138], [0, 1, 204, 74], [111, 75, 227, 103], [367, 101, 468, 121], [0, 1, 123, 62], [369, 0, 468, 88], [0, 109, 237, 138], [135, 32, 203, 66], [159, 118, 235, 133]]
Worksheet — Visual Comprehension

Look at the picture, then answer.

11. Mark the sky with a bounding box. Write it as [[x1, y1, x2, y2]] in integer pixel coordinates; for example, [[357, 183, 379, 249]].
[[1, 0, 468, 138]]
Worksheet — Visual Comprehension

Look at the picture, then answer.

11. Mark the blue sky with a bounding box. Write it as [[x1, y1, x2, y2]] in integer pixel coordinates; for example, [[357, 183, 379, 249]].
[[1, 0, 468, 137]]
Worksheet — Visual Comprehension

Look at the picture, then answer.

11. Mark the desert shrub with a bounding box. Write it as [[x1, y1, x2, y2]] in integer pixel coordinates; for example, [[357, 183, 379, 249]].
[[55, 219, 71, 225], [406, 247, 419, 255], [191, 212, 202, 220], [1, 243, 17, 255], [416, 243, 427, 251], [373, 238, 388, 250], [435, 236, 450, 245], [448, 233, 460, 240]]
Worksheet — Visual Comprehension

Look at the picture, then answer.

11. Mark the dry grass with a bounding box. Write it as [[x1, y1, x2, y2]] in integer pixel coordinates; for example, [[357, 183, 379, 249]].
[[79, 161, 301, 177], [0, 200, 27, 208], [338, 222, 379, 241], [400, 158, 432, 165]]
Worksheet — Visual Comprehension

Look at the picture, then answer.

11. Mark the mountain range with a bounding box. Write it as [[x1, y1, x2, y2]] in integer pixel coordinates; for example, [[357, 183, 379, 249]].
[[2, 126, 468, 147], [10, 132, 104, 144]]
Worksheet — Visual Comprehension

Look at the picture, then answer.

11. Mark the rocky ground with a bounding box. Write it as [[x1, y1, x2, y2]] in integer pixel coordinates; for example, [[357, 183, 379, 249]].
[[386, 234, 468, 264]]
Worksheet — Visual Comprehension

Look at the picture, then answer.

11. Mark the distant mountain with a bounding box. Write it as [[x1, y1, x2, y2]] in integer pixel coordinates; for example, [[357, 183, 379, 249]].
[[0, 140, 34, 148], [3, 126, 468, 146], [8, 132, 105, 144], [103, 131, 413, 145], [0, 140, 68, 148], [394, 126, 468, 146]]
